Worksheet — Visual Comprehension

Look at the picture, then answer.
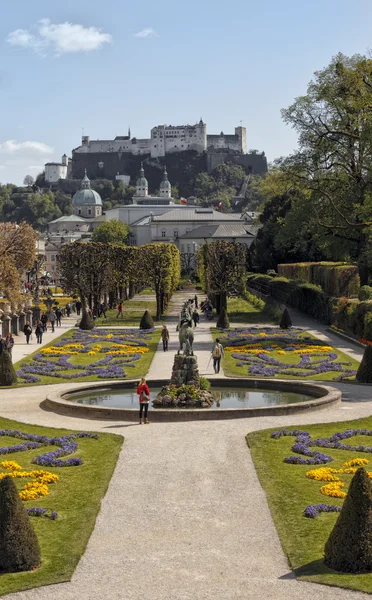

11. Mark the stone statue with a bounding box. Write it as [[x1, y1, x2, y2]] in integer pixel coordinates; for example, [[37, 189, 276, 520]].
[[178, 322, 194, 356]]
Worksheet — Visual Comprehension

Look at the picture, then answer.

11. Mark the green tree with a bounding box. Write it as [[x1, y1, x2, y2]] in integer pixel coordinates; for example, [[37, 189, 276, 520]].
[[140, 244, 180, 319], [280, 53, 372, 284], [91, 219, 129, 244]]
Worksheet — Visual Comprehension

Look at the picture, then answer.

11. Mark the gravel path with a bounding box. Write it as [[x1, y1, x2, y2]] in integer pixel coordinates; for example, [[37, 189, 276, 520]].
[[2, 291, 372, 599]]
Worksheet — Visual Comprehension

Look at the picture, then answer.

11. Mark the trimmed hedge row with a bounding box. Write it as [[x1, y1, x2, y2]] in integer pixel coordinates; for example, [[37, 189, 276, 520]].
[[248, 274, 372, 340], [277, 262, 360, 298]]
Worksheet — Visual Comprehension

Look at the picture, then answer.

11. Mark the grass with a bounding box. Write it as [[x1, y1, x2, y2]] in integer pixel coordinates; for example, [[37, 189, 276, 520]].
[[0, 416, 122, 596], [247, 416, 372, 593], [94, 299, 157, 327], [12, 327, 161, 387], [211, 328, 360, 382], [227, 296, 275, 324]]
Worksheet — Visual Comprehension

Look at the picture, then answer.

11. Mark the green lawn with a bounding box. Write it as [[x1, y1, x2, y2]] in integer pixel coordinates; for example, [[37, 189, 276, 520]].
[[248, 416, 372, 593], [13, 327, 161, 387], [211, 327, 360, 382], [0, 416, 122, 596], [94, 299, 157, 327], [227, 296, 275, 324]]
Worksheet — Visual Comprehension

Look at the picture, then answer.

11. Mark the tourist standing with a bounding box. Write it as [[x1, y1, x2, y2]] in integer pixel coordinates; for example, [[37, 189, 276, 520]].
[[5, 333, 14, 359], [192, 310, 199, 328], [49, 310, 56, 332], [116, 302, 123, 319], [211, 338, 224, 374], [35, 321, 44, 344], [137, 377, 151, 424], [41, 313, 48, 332], [161, 325, 169, 352], [23, 321, 32, 344], [66, 302, 71, 317], [75, 300, 82, 316], [55, 307, 62, 327]]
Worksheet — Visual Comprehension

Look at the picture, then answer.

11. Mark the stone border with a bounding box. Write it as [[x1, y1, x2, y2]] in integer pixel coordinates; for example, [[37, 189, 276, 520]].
[[42, 378, 342, 422]]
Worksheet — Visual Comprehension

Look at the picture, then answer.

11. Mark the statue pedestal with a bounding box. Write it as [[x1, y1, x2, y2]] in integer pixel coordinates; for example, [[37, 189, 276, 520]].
[[170, 355, 200, 387]]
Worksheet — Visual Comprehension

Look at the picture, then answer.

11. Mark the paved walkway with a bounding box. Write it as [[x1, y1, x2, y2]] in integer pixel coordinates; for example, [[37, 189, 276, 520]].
[[11, 316, 77, 364], [2, 292, 372, 600]]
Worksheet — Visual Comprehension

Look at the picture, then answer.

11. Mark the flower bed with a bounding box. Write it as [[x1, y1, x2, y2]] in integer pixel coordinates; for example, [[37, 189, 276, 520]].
[[16, 328, 155, 385], [219, 327, 358, 381]]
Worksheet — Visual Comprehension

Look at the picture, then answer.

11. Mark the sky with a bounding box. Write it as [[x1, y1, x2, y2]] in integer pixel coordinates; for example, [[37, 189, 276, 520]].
[[0, 0, 372, 185]]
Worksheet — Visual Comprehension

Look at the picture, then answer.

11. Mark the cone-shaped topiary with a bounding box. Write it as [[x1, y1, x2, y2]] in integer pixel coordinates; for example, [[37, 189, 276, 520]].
[[217, 307, 230, 329], [324, 468, 372, 573], [0, 476, 41, 572], [280, 308, 292, 329], [79, 311, 94, 331], [0, 350, 17, 386], [140, 310, 154, 329], [356, 345, 372, 383]]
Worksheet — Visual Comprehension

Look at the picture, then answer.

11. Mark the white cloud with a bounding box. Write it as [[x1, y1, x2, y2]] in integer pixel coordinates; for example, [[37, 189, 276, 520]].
[[0, 140, 53, 155], [134, 28, 158, 38], [7, 19, 112, 55]]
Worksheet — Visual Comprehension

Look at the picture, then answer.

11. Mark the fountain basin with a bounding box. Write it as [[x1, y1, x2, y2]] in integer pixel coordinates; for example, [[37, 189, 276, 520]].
[[43, 378, 342, 421]]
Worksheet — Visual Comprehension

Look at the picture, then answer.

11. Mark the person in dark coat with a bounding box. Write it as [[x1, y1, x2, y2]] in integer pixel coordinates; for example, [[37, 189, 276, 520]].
[[35, 321, 44, 344], [192, 310, 199, 328], [194, 294, 198, 308], [23, 321, 32, 344]]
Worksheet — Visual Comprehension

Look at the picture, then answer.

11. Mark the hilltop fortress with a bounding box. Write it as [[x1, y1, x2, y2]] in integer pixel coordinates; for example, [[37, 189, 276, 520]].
[[45, 119, 267, 184]]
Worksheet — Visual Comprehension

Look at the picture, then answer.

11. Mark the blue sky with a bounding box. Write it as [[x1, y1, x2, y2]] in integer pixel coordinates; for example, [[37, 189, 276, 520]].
[[0, 0, 371, 184]]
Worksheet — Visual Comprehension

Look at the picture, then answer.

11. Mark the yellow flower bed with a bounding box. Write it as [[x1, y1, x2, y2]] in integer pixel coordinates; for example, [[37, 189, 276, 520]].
[[320, 481, 346, 498], [306, 468, 340, 482], [342, 458, 369, 468], [0, 462, 59, 501]]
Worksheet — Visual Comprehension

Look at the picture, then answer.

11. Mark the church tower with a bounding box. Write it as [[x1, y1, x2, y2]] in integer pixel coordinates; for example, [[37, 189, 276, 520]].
[[159, 165, 172, 199], [135, 163, 148, 197]]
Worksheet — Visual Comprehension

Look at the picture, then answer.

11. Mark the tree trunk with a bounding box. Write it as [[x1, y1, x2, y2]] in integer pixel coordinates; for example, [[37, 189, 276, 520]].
[[129, 281, 135, 299], [155, 287, 161, 320], [219, 292, 227, 313]]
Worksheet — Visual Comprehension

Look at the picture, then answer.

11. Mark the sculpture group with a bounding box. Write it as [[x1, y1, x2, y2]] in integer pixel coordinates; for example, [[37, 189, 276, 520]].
[[177, 300, 194, 356]]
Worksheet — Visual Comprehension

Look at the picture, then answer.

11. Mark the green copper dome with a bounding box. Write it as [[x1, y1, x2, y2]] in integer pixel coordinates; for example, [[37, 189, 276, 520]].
[[72, 188, 102, 206]]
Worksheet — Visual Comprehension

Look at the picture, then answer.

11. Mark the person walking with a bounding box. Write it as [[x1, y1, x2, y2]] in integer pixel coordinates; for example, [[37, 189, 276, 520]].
[[23, 321, 32, 344], [75, 300, 82, 316], [211, 338, 224, 374], [192, 309, 199, 328], [116, 302, 123, 319], [100, 302, 107, 318], [35, 320, 44, 344], [55, 307, 62, 327], [194, 294, 198, 308], [137, 377, 151, 424], [5, 333, 14, 359], [41, 312, 48, 332], [49, 310, 56, 332], [65, 302, 71, 317], [161, 325, 169, 352]]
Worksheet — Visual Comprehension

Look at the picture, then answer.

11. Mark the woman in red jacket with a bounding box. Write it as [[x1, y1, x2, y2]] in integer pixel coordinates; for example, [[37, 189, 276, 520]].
[[137, 377, 151, 424]]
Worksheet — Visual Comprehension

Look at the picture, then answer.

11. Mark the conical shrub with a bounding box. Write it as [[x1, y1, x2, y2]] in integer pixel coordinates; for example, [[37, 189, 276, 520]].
[[140, 310, 154, 329], [217, 307, 230, 329], [324, 468, 372, 573], [0, 476, 41, 572], [0, 350, 17, 386], [280, 308, 292, 329], [79, 310, 94, 331], [356, 345, 372, 383]]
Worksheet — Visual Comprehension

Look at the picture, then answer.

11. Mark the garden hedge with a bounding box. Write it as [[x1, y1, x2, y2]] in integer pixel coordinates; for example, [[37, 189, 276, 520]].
[[277, 262, 360, 298]]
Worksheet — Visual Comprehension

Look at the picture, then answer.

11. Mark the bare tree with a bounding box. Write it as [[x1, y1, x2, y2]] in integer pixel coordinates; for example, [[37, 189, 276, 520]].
[[23, 175, 34, 187]]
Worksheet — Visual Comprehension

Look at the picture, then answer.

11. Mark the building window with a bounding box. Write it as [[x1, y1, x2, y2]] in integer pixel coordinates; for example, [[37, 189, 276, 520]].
[[161, 230, 166, 237], [88, 209, 92, 216], [51, 255, 55, 261], [181, 244, 185, 252], [187, 244, 191, 253], [174, 230, 178, 238], [78, 209, 81, 215]]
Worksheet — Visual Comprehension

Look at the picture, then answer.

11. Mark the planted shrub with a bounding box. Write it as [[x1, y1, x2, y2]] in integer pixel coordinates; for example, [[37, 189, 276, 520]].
[[0, 350, 17, 386], [359, 286, 372, 302], [199, 376, 211, 390], [217, 307, 230, 329], [324, 468, 372, 573], [0, 476, 41, 573], [279, 308, 292, 329], [79, 311, 94, 331], [356, 345, 372, 383], [140, 310, 154, 329]]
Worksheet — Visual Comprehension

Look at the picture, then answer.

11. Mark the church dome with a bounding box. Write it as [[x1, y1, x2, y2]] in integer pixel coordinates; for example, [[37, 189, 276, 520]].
[[72, 188, 102, 206], [136, 163, 148, 188], [72, 170, 102, 206]]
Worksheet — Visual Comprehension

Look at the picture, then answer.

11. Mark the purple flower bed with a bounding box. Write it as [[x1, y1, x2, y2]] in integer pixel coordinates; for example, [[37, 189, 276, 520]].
[[0, 429, 98, 467], [223, 327, 357, 381], [304, 504, 341, 519], [17, 328, 152, 384], [271, 427, 372, 464], [26, 507, 58, 520]]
